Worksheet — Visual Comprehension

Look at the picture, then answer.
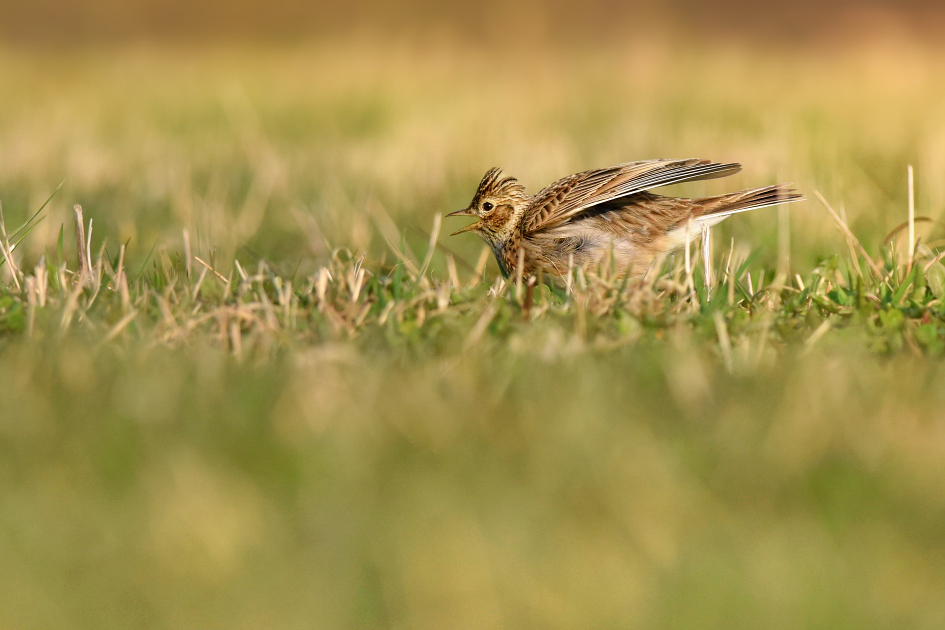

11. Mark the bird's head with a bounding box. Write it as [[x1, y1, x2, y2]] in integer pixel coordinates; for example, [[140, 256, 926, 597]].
[[448, 167, 530, 245]]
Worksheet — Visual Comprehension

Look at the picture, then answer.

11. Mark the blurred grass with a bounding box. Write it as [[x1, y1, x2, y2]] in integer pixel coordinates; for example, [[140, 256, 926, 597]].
[[4, 341, 945, 629], [3, 40, 945, 271], [2, 37, 945, 629]]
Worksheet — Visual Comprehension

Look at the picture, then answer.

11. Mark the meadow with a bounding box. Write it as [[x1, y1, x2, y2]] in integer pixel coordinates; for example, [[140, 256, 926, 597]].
[[2, 37, 945, 629]]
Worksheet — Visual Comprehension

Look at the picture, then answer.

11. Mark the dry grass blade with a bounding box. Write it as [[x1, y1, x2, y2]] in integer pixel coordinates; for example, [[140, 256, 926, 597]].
[[813, 190, 882, 278], [803, 319, 833, 353], [463, 300, 499, 351], [73, 205, 88, 286], [194, 255, 229, 283], [701, 224, 712, 292], [924, 251, 945, 271], [908, 165, 916, 273], [469, 246, 490, 288], [684, 217, 693, 294], [101, 310, 139, 345], [382, 236, 420, 278], [778, 202, 791, 277], [0, 203, 22, 290], [417, 213, 442, 279], [515, 247, 525, 302], [884, 217, 935, 245], [714, 311, 733, 372], [446, 253, 460, 290]]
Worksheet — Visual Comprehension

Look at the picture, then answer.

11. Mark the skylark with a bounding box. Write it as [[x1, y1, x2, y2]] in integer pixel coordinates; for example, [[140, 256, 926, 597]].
[[448, 158, 803, 279]]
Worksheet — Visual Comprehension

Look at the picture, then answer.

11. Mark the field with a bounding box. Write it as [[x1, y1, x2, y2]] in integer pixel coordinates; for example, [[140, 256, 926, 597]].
[[3, 37, 945, 629]]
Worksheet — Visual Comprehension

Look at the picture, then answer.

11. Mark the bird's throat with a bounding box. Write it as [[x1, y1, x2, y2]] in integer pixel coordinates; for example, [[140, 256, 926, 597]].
[[489, 240, 510, 278]]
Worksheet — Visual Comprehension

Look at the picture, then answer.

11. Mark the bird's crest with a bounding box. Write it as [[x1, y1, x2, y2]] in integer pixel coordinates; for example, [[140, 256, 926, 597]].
[[473, 167, 528, 205]]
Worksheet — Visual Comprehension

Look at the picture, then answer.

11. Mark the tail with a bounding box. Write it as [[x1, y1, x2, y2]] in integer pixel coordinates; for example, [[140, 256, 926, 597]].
[[694, 184, 804, 226]]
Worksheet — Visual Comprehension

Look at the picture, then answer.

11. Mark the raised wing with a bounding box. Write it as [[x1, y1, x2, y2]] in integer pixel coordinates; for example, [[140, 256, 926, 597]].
[[523, 158, 741, 233]]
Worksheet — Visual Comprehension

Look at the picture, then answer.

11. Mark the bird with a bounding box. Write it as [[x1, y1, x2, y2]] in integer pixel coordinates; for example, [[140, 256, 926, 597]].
[[447, 158, 803, 280]]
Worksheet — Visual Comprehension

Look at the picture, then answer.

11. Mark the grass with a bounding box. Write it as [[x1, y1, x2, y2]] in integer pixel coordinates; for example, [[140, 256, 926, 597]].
[[3, 38, 945, 629], [2, 191, 945, 360]]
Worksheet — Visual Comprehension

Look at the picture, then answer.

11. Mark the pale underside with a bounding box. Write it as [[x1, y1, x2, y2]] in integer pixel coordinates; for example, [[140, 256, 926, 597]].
[[525, 192, 703, 277], [506, 186, 797, 279]]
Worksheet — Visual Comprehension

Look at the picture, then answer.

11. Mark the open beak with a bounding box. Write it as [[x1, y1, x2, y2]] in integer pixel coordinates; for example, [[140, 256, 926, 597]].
[[450, 222, 481, 236], [447, 208, 480, 236], [447, 208, 474, 218]]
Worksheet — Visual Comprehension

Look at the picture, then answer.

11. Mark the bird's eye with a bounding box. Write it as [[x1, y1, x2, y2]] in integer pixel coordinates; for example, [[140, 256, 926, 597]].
[[482, 202, 494, 212]]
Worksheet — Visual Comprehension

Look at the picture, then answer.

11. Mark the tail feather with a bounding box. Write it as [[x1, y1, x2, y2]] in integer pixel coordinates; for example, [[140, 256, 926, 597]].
[[694, 184, 804, 224]]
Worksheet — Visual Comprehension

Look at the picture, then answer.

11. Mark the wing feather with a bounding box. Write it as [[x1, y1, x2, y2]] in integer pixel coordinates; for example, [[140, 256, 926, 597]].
[[524, 158, 741, 233]]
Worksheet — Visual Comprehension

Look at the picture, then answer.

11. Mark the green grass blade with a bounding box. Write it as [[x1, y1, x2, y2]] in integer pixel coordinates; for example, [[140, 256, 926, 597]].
[[10, 179, 65, 242], [134, 242, 158, 282]]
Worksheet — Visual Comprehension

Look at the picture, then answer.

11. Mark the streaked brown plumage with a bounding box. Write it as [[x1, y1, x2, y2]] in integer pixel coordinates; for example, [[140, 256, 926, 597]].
[[448, 158, 804, 279]]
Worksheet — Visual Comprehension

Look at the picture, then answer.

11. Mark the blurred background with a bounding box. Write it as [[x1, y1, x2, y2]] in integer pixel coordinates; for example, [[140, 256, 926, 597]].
[[0, 0, 943, 274], [1, 0, 944, 44], [3, 2, 945, 629], [0, 0, 944, 276]]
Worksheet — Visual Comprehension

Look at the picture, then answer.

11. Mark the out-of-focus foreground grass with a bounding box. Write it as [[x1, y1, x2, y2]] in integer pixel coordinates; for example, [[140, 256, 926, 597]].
[[4, 341, 945, 629], [2, 38, 945, 629]]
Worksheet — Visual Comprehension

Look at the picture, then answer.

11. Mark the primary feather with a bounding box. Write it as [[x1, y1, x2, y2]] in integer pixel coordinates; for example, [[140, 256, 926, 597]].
[[524, 158, 742, 232]]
